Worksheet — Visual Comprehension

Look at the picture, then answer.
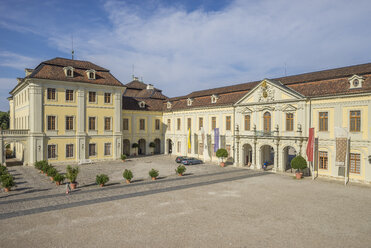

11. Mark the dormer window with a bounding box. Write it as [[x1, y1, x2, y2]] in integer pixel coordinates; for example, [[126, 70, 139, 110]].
[[348, 75, 364, 89], [86, 69, 96, 80], [211, 94, 219, 103], [167, 101, 172, 109], [187, 98, 194, 106], [139, 101, 146, 108], [63, 66, 74, 78]]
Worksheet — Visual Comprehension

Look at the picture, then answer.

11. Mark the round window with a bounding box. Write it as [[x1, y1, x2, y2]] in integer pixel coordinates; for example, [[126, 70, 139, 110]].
[[353, 79, 359, 87]]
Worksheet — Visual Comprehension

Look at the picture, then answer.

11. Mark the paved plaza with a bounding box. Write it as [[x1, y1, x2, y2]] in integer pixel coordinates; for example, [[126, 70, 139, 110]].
[[0, 155, 370, 248]]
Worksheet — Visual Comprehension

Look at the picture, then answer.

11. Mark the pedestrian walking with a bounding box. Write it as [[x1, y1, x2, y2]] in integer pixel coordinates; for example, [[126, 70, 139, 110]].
[[66, 182, 71, 194]]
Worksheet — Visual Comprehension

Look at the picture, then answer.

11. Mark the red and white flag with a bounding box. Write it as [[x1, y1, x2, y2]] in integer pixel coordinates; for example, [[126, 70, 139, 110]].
[[306, 128, 314, 162]]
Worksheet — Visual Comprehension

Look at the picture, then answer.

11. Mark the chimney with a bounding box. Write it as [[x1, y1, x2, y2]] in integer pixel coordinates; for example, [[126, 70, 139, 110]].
[[25, 68, 34, 77], [146, 84, 154, 90], [133, 76, 139, 81]]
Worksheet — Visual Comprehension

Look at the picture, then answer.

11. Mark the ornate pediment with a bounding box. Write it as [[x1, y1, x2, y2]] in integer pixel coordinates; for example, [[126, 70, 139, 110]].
[[256, 105, 275, 112], [281, 104, 297, 112], [237, 107, 254, 113], [258, 80, 275, 102]]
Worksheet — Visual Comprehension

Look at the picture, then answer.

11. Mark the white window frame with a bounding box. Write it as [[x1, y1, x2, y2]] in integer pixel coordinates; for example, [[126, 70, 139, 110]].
[[89, 143, 97, 157], [65, 144, 74, 158], [104, 143, 112, 156], [47, 144, 57, 159]]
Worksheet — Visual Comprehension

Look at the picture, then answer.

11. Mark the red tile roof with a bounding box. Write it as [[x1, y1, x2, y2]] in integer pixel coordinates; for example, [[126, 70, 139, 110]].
[[165, 62, 371, 111], [26, 57, 124, 87]]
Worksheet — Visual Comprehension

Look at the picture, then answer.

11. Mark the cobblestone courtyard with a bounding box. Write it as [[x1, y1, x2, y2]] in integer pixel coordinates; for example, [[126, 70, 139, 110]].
[[1, 155, 370, 247]]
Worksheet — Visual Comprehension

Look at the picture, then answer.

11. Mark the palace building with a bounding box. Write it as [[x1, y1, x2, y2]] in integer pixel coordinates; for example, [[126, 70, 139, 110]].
[[5, 57, 371, 183]]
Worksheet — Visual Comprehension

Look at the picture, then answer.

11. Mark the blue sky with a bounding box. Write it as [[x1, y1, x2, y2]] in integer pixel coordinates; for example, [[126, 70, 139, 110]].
[[1, 0, 371, 111]]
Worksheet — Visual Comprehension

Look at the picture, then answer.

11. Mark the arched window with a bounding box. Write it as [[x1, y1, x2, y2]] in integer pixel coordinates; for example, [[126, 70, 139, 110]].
[[67, 69, 72, 77], [263, 112, 271, 132]]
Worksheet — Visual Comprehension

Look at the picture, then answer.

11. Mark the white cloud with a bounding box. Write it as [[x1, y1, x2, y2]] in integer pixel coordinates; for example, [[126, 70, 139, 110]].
[[3, 0, 371, 99], [51, 0, 370, 98], [0, 51, 40, 71]]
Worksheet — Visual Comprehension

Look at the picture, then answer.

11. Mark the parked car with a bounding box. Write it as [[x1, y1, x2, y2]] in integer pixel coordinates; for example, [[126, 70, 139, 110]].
[[181, 158, 203, 165], [175, 156, 188, 163]]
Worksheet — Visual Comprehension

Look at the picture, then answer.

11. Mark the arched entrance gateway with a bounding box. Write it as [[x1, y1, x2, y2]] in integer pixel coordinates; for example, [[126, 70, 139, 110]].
[[0, 130, 29, 166], [138, 139, 146, 155], [243, 144, 253, 166], [260, 145, 274, 169], [166, 139, 172, 154], [282, 146, 297, 172], [123, 139, 130, 156]]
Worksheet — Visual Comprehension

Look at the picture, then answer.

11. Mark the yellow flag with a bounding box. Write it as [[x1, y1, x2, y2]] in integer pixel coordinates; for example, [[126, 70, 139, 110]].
[[188, 128, 191, 149]]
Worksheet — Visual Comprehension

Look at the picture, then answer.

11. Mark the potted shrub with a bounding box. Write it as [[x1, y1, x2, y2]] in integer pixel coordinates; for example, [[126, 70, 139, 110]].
[[1, 173, 15, 192], [132, 143, 139, 156], [0, 165, 8, 176], [41, 162, 50, 174], [216, 148, 228, 167], [149, 168, 159, 180], [96, 174, 109, 187], [149, 142, 156, 154], [123, 169, 133, 184], [175, 165, 186, 176], [53, 173, 65, 186], [47, 167, 58, 181], [121, 154, 127, 162], [291, 155, 308, 179], [66, 165, 79, 189]]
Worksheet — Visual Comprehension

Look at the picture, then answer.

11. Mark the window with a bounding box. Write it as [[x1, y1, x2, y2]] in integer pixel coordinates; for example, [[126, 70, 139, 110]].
[[65, 116, 74, 130], [244, 115, 250, 131], [104, 93, 111, 103], [139, 119, 145, 130], [104, 143, 111, 156], [319, 112, 328, 131], [89, 144, 96, 156], [65, 90, 74, 101], [319, 151, 328, 169], [263, 112, 271, 132], [89, 92, 96, 103], [211, 94, 219, 103], [47, 88, 56, 100], [89, 117, 96, 130], [139, 101, 145, 108], [286, 113, 294, 131], [67, 69, 72, 77], [86, 69, 96, 79], [48, 145, 56, 159], [167, 119, 171, 131], [199, 117, 203, 130], [123, 118, 129, 130], [187, 118, 191, 130], [177, 118, 181, 130], [66, 144, 74, 158], [212, 117, 216, 130], [350, 111, 361, 132], [155, 119, 160, 130], [226, 116, 231, 131], [47, 116, 56, 130], [350, 153, 360, 174], [104, 117, 111, 131], [187, 98, 193, 106], [167, 101, 172, 109]]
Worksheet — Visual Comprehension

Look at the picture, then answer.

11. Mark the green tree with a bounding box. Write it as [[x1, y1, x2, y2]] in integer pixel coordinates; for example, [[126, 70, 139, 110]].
[[0, 111, 9, 130]]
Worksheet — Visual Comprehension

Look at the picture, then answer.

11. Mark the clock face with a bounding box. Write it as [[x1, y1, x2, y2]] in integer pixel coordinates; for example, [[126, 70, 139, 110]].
[[353, 79, 359, 87]]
